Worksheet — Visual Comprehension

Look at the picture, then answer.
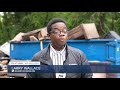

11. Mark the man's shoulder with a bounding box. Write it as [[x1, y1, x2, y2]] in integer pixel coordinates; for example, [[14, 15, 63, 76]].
[[33, 47, 48, 58], [35, 48, 48, 55]]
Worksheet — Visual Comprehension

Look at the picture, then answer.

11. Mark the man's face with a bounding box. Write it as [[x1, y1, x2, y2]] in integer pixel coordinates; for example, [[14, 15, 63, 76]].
[[49, 22, 68, 47]]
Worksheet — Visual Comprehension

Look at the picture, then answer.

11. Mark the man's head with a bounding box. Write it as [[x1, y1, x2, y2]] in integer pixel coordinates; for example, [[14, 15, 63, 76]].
[[47, 18, 68, 50], [47, 18, 67, 34]]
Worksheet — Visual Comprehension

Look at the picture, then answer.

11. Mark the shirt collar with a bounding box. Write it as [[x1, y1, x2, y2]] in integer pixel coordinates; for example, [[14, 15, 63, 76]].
[[50, 44, 66, 54]]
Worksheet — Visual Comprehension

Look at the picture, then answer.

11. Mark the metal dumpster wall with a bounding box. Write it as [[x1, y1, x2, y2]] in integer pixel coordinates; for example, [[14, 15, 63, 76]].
[[67, 39, 120, 64], [68, 40, 109, 62], [10, 39, 120, 64]]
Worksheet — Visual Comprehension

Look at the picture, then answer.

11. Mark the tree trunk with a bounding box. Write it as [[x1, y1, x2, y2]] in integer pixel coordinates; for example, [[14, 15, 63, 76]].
[[111, 12, 116, 31], [98, 13, 106, 34]]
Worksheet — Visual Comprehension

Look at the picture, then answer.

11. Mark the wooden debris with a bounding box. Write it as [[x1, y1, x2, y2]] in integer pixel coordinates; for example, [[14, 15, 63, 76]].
[[0, 60, 9, 65], [11, 32, 25, 41], [22, 27, 49, 41], [0, 70, 7, 76], [68, 23, 100, 40], [30, 36, 38, 41], [81, 23, 100, 39], [22, 30, 40, 40], [0, 42, 10, 56], [37, 27, 50, 40], [68, 25, 84, 40]]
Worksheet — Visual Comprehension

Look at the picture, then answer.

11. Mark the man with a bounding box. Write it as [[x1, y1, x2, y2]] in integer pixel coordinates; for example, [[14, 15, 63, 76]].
[[26, 18, 93, 78]]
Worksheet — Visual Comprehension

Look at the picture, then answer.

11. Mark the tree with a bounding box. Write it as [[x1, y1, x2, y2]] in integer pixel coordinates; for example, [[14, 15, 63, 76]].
[[1, 12, 120, 44]]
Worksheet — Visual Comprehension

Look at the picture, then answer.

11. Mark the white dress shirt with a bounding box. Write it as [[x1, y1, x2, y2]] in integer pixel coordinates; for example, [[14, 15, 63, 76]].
[[50, 44, 66, 78]]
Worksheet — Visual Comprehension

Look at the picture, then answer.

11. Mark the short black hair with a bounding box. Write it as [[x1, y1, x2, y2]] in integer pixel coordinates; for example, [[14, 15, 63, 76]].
[[47, 18, 67, 34]]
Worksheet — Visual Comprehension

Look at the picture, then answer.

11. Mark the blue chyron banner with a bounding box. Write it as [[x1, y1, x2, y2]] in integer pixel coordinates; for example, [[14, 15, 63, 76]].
[[7, 62, 120, 73]]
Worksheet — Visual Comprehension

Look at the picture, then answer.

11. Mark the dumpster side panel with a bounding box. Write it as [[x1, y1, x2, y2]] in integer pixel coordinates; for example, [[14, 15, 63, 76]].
[[10, 42, 40, 60], [10, 40, 120, 63], [67, 41, 108, 62]]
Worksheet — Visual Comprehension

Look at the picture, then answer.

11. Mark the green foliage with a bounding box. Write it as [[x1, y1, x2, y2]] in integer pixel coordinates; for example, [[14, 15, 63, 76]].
[[1, 12, 120, 44]]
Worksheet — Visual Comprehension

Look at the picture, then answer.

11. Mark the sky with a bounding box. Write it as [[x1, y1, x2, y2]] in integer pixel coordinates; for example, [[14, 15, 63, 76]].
[[0, 12, 3, 16]]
